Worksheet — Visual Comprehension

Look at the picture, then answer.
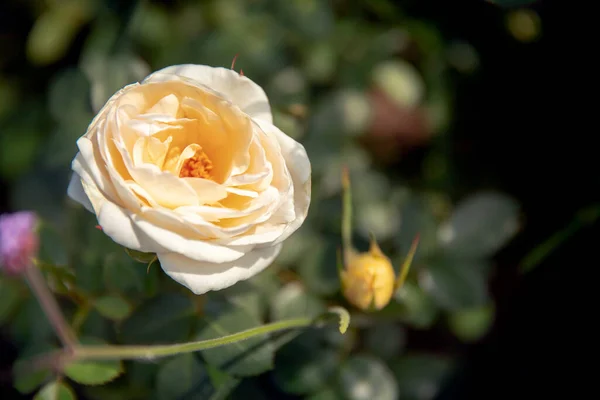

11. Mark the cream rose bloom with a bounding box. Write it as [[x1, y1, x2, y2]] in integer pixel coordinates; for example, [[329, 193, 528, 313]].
[[67, 64, 311, 294]]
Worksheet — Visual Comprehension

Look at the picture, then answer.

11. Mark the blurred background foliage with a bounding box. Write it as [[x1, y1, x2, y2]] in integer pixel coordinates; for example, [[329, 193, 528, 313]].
[[1, 0, 582, 399]]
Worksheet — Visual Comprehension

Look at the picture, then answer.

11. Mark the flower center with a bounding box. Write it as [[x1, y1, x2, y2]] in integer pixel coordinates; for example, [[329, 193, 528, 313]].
[[179, 149, 213, 179]]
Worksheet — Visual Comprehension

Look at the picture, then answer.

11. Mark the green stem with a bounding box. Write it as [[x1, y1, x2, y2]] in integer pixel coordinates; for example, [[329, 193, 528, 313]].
[[341, 166, 353, 263], [520, 204, 600, 273], [72, 317, 312, 361], [71, 306, 349, 361]]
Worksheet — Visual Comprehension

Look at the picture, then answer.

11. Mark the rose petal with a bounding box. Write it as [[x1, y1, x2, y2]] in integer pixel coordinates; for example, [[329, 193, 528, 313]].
[[132, 208, 254, 263], [143, 64, 273, 123], [112, 139, 200, 208], [254, 119, 311, 246], [157, 244, 282, 294], [67, 173, 94, 213], [96, 201, 155, 253]]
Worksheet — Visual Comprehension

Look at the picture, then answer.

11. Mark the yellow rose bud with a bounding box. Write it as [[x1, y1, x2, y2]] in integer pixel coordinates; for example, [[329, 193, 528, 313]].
[[340, 239, 396, 311]]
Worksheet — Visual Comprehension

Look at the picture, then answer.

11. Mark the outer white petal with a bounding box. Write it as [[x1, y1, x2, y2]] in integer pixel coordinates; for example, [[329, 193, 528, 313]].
[[132, 209, 254, 264], [143, 64, 273, 123], [67, 173, 93, 213], [254, 119, 311, 246], [96, 201, 156, 253], [157, 244, 282, 294]]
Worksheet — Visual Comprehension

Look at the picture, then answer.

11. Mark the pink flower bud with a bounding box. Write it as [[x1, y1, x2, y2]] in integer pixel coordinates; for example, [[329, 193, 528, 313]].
[[0, 211, 39, 275]]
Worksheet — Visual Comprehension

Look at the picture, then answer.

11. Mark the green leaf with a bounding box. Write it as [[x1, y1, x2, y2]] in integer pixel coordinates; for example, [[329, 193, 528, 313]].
[[123, 248, 157, 264], [10, 298, 54, 346], [13, 341, 57, 394], [156, 354, 207, 400], [120, 293, 194, 345], [395, 193, 439, 263], [205, 363, 241, 400], [196, 299, 275, 377], [37, 223, 69, 267], [338, 355, 398, 400], [448, 303, 495, 342], [307, 387, 340, 400], [93, 295, 132, 321], [34, 380, 76, 400], [103, 252, 145, 295], [438, 192, 520, 258], [372, 60, 425, 108], [394, 282, 439, 329], [392, 354, 453, 400], [270, 282, 326, 321], [47, 68, 92, 125], [80, 52, 150, 113], [296, 235, 341, 296], [26, 1, 92, 65], [64, 338, 124, 386], [365, 322, 407, 360], [274, 0, 334, 39], [420, 258, 490, 311], [0, 277, 21, 324], [80, 310, 113, 340], [272, 345, 339, 395], [64, 360, 123, 386]]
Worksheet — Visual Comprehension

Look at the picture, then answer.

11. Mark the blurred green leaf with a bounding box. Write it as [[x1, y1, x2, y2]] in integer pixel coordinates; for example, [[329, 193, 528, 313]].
[[338, 355, 398, 400], [196, 298, 275, 377], [124, 248, 157, 264], [273, 344, 339, 395], [80, 309, 114, 340], [81, 52, 150, 113], [307, 387, 340, 400], [0, 103, 46, 181], [13, 341, 58, 394], [92, 295, 132, 321], [448, 303, 495, 342], [392, 354, 453, 400], [10, 298, 54, 346], [26, 1, 93, 65], [0, 277, 21, 324], [394, 282, 439, 329], [275, 0, 334, 39], [307, 89, 372, 140], [302, 41, 337, 84], [34, 380, 76, 400], [296, 234, 341, 296], [127, 361, 160, 392], [120, 293, 194, 345], [229, 379, 268, 400], [365, 322, 406, 360], [372, 60, 425, 108], [395, 192, 439, 263], [438, 192, 520, 258], [103, 251, 145, 295], [64, 337, 124, 386], [205, 363, 242, 400], [156, 354, 211, 400], [267, 67, 308, 108], [270, 282, 326, 321], [38, 223, 68, 267], [64, 360, 123, 386], [48, 68, 92, 125], [420, 258, 490, 311]]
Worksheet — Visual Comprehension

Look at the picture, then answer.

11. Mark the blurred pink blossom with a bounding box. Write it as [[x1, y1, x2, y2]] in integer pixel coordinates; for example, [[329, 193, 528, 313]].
[[0, 211, 39, 275]]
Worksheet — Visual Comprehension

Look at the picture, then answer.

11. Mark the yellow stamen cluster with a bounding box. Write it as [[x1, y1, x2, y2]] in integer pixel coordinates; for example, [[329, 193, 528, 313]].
[[179, 149, 213, 179]]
